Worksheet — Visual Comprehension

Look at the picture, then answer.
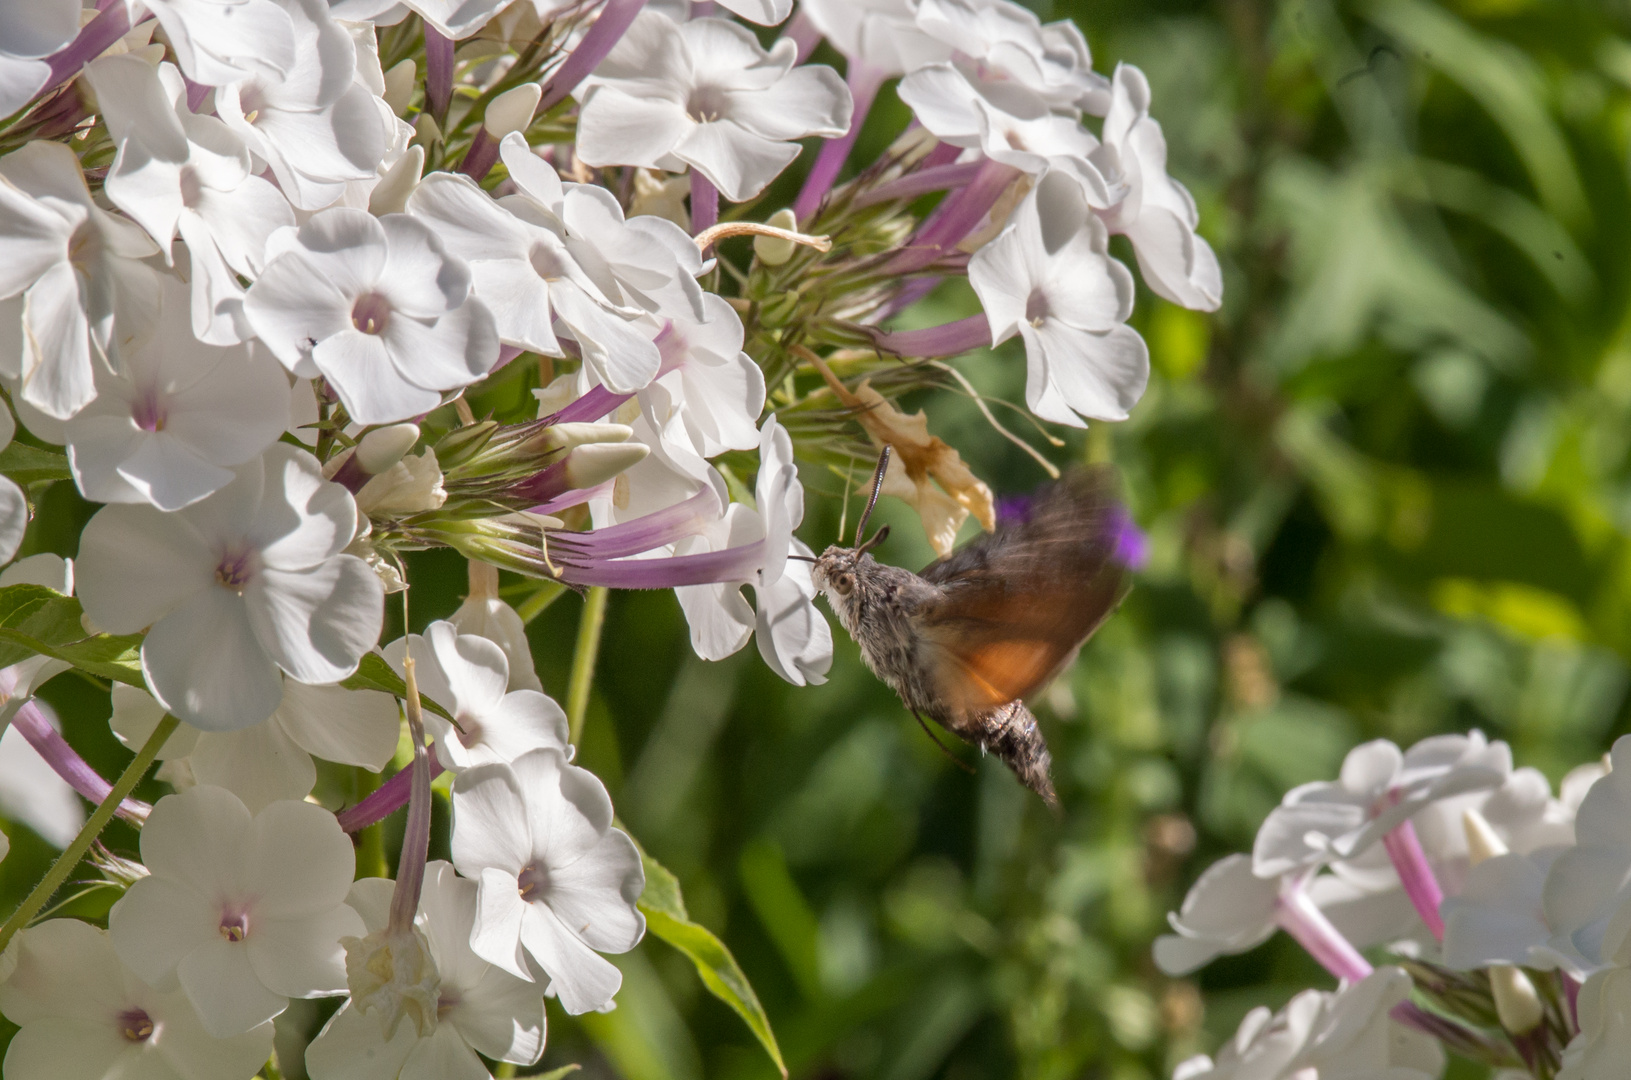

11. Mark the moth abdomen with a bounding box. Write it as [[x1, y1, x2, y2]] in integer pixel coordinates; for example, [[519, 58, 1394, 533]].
[[957, 700, 1056, 807]]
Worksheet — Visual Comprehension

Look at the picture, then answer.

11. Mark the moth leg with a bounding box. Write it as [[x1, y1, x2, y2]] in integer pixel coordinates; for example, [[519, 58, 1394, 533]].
[[911, 710, 976, 775]]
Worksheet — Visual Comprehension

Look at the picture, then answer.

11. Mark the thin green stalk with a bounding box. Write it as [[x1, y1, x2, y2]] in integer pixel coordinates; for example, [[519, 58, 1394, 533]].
[[0, 714, 178, 954], [516, 580, 568, 625], [565, 586, 609, 746]]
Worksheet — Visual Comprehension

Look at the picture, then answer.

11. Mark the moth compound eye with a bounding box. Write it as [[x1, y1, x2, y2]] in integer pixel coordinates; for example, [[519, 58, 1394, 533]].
[[835, 572, 855, 596]]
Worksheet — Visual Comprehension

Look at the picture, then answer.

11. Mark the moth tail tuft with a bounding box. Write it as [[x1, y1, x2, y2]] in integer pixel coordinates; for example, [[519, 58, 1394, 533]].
[[983, 701, 1057, 808]]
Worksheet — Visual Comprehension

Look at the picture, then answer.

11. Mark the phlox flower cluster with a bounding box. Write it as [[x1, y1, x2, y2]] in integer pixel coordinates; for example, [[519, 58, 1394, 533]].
[[0, 0, 1220, 1076], [1155, 728, 1631, 1078]]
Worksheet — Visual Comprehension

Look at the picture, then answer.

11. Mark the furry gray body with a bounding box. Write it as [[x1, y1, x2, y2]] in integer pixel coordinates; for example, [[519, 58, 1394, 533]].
[[812, 548, 1057, 803]]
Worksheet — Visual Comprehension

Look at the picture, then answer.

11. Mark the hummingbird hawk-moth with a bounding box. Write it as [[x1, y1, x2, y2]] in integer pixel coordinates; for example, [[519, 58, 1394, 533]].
[[809, 449, 1130, 806]]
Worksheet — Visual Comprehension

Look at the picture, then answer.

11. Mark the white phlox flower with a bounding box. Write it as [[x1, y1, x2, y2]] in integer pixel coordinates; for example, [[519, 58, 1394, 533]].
[[0, 918, 274, 1080], [108, 785, 366, 1037], [391, 0, 521, 38], [383, 620, 569, 772], [0, 399, 28, 565], [912, 0, 1110, 114], [84, 55, 296, 345], [1442, 848, 1570, 974], [0, 140, 161, 419], [406, 145, 662, 394], [451, 746, 645, 1014], [1251, 731, 1511, 879], [0, 0, 79, 117], [673, 413, 831, 686], [215, 0, 390, 211], [896, 66, 1124, 207], [110, 680, 401, 811], [1093, 64, 1223, 312], [133, 0, 298, 88], [1544, 735, 1631, 969], [244, 207, 500, 425], [305, 862, 548, 1080], [77, 442, 385, 731], [636, 295, 767, 460], [62, 275, 291, 511], [450, 563, 543, 694], [575, 10, 852, 203], [969, 169, 1148, 426], [1171, 967, 1443, 1080], [1560, 967, 1631, 1080], [798, 0, 949, 77]]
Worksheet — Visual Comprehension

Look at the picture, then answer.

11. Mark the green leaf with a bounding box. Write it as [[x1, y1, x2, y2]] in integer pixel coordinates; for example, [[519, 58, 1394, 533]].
[[627, 830, 786, 1078], [0, 442, 71, 485], [0, 585, 143, 684], [339, 652, 455, 722]]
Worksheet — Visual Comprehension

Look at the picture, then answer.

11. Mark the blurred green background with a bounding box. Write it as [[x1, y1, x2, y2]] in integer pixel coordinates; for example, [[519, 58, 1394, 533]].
[[8, 0, 1631, 1078]]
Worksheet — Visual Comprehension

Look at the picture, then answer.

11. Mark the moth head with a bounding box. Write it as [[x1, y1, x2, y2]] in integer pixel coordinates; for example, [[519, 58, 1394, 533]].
[[812, 546, 859, 598]]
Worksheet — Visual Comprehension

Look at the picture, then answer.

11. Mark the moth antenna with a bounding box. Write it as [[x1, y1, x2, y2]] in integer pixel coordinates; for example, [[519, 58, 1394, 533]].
[[855, 523, 890, 558], [852, 445, 891, 545], [786, 554, 818, 563], [912, 710, 976, 775]]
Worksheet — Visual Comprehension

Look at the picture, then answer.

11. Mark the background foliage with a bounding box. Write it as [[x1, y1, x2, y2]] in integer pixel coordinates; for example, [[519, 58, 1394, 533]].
[[6, 0, 1631, 1077]]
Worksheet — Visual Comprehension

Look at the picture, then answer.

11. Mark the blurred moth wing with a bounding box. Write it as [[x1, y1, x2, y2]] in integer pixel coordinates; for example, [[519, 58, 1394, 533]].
[[814, 456, 1130, 806]]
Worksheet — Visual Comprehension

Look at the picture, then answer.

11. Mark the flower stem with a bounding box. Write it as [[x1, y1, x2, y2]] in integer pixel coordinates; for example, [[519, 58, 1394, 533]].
[[0, 714, 177, 956], [337, 754, 446, 833], [389, 658, 433, 934], [352, 765, 388, 878], [1275, 881, 1372, 983], [11, 701, 149, 823], [794, 62, 886, 221], [871, 314, 991, 358], [538, 0, 648, 112], [1382, 819, 1446, 940], [566, 586, 609, 745], [691, 171, 719, 238], [424, 28, 454, 122]]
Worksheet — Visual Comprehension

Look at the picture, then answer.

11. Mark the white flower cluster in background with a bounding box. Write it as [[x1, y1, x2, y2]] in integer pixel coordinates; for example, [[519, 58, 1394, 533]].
[[1155, 727, 1631, 1079], [0, 0, 1221, 1076]]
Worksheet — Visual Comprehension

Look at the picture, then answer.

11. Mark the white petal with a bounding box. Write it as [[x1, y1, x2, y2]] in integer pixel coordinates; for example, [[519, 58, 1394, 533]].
[[575, 85, 689, 171], [0, 476, 26, 564], [518, 902, 623, 1015], [451, 763, 534, 877], [315, 329, 442, 424], [543, 827, 645, 955], [245, 558, 384, 686], [190, 721, 317, 812], [470, 866, 532, 981], [144, 585, 285, 732], [304, 1001, 418, 1080], [109, 875, 219, 987], [245, 906, 360, 997], [674, 119, 801, 203], [277, 682, 401, 770], [177, 937, 288, 1037]]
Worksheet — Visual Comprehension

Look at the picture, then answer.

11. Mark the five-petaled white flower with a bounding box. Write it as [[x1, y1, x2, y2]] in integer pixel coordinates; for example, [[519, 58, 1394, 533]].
[[576, 10, 852, 202], [244, 207, 500, 425], [77, 443, 384, 731], [451, 747, 645, 1014], [108, 785, 365, 1037]]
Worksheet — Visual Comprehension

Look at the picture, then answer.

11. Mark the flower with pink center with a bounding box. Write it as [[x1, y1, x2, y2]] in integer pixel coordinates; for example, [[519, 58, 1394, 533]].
[[76, 443, 384, 732], [108, 785, 365, 1038], [383, 620, 569, 773], [0, 917, 274, 1080], [451, 747, 645, 1014], [62, 275, 291, 511], [244, 207, 499, 425]]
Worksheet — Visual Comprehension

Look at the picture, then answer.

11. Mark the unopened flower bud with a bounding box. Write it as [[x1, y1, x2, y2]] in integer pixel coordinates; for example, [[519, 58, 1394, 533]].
[[369, 144, 425, 216], [358, 423, 422, 474], [1462, 808, 1508, 866], [413, 113, 442, 148], [754, 208, 800, 266], [1489, 964, 1544, 1036], [543, 422, 633, 452], [342, 926, 441, 1040], [564, 441, 649, 490], [484, 82, 541, 139], [357, 450, 447, 517], [383, 59, 417, 115]]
